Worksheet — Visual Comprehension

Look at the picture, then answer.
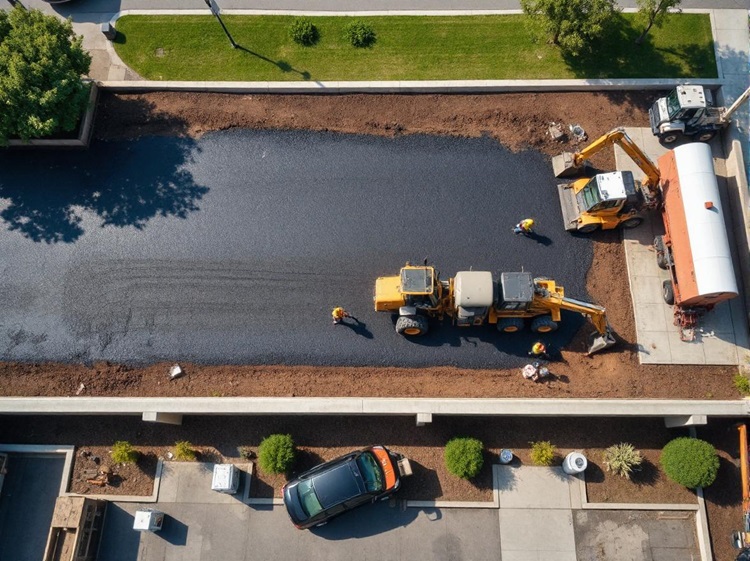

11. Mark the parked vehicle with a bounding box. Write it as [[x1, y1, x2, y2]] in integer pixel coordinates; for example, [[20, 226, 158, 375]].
[[282, 445, 411, 529]]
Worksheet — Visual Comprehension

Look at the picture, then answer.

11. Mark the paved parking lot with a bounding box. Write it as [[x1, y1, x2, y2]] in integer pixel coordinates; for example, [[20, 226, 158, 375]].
[[0, 131, 592, 368], [96, 463, 700, 561]]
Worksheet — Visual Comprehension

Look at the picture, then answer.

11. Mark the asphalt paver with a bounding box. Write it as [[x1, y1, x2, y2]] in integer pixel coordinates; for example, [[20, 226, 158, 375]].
[[0, 130, 592, 367]]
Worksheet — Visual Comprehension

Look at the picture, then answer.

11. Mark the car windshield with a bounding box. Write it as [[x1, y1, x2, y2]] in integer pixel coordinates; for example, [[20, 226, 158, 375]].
[[356, 452, 385, 493], [297, 479, 323, 517], [666, 90, 681, 118]]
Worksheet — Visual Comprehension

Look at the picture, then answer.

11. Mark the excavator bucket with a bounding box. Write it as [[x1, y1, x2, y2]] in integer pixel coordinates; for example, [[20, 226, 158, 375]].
[[587, 329, 616, 355], [552, 152, 586, 178]]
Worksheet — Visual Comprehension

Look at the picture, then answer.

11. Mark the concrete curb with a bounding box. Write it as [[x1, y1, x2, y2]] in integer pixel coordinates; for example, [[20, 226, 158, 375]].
[[1, 396, 747, 418], [6, 83, 99, 149], [98, 79, 723, 94]]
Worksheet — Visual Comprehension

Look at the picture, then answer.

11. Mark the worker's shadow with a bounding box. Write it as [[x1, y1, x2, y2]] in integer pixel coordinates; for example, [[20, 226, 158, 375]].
[[341, 319, 374, 339], [525, 232, 553, 246]]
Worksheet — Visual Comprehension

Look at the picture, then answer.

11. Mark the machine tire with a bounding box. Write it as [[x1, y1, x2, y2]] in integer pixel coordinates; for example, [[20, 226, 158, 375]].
[[660, 132, 681, 144], [395, 315, 429, 336], [662, 280, 675, 306], [620, 216, 643, 229], [577, 223, 600, 234], [696, 130, 716, 143], [497, 318, 525, 333], [531, 316, 559, 333]]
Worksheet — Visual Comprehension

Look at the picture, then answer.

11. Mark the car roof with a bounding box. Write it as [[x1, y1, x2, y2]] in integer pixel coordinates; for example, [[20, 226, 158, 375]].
[[312, 460, 363, 508]]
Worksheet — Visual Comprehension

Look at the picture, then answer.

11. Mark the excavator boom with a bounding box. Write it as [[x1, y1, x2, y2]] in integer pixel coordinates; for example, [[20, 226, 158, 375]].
[[553, 127, 661, 197]]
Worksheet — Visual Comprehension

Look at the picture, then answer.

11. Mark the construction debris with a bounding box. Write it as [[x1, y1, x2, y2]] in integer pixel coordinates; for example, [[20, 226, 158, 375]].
[[76, 383, 86, 395], [569, 124, 587, 142], [547, 122, 566, 142], [169, 364, 185, 380]]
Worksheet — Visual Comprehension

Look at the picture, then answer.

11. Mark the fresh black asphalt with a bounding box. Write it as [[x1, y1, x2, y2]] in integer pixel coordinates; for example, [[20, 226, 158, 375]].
[[0, 130, 593, 368]]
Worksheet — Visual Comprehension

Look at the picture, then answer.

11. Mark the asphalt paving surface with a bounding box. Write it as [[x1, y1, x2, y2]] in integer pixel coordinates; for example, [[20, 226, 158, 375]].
[[0, 130, 592, 368]]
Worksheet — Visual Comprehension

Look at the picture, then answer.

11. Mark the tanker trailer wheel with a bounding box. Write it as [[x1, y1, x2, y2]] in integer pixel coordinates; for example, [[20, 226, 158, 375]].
[[577, 223, 600, 234], [396, 316, 429, 336], [620, 217, 643, 229], [531, 316, 559, 333], [654, 236, 668, 270], [696, 130, 716, 143], [497, 318, 524, 333], [662, 280, 675, 306]]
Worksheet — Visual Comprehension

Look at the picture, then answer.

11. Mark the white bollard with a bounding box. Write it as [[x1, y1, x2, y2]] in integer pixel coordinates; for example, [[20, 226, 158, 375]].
[[562, 452, 587, 474]]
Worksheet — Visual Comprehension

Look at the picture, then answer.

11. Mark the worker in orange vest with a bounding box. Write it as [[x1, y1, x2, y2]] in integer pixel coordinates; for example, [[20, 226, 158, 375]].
[[332, 307, 351, 325], [529, 341, 548, 358], [514, 218, 535, 235]]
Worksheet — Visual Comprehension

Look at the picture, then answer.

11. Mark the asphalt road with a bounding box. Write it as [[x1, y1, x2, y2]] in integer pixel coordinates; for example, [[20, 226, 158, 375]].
[[0, 131, 593, 367]]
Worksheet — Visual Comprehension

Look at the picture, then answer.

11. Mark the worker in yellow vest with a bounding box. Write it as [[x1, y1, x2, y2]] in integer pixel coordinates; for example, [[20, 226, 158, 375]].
[[529, 341, 548, 358], [332, 307, 351, 325], [514, 218, 535, 235]]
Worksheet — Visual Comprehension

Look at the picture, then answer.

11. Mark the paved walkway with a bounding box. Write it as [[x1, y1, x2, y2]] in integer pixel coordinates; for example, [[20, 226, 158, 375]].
[[615, 127, 750, 366], [96, 462, 701, 561]]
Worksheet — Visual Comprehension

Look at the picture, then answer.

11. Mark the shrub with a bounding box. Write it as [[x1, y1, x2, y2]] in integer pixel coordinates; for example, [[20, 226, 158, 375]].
[[111, 441, 138, 464], [530, 441, 556, 466], [444, 437, 484, 479], [344, 20, 376, 48], [289, 18, 319, 46], [734, 374, 750, 396], [660, 437, 719, 488], [258, 434, 296, 474], [173, 440, 196, 461], [603, 442, 643, 479]]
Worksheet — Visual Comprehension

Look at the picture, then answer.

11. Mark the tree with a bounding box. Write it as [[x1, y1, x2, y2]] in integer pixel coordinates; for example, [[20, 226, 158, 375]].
[[635, 0, 681, 45], [0, 7, 91, 145], [520, 0, 619, 56]]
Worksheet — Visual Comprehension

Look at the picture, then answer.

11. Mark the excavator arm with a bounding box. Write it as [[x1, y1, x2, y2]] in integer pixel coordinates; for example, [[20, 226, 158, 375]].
[[553, 127, 662, 201], [531, 286, 616, 355]]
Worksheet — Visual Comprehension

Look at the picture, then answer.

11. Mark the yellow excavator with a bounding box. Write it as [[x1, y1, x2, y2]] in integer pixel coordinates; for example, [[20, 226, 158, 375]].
[[552, 128, 662, 233], [374, 263, 616, 355]]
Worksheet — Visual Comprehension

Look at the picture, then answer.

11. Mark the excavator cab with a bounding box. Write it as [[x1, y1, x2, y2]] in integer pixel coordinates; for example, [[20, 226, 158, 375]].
[[575, 171, 640, 216]]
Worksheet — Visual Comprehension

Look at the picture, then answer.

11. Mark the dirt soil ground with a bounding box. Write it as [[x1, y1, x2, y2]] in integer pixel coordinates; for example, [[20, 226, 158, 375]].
[[1, 92, 743, 557]]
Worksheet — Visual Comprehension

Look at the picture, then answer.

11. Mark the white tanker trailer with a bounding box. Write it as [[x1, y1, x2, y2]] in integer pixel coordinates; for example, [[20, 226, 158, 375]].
[[655, 142, 738, 338]]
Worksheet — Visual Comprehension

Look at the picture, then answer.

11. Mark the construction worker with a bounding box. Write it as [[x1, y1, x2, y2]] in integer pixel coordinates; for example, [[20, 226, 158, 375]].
[[529, 341, 548, 358], [332, 306, 351, 325], [513, 218, 535, 235]]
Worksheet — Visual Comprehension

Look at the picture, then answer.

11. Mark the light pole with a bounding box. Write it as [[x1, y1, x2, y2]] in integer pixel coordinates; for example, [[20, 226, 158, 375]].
[[203, 0, 238, 49]]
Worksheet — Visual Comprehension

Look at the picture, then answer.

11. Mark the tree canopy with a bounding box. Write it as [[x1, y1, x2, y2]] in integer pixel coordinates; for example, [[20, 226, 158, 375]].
[[521, 0, 619, 56], [0, 7, 91, 144]]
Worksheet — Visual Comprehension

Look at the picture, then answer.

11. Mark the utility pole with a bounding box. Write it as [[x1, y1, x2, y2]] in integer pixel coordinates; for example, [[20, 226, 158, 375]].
[[203, 0, 238, 49]]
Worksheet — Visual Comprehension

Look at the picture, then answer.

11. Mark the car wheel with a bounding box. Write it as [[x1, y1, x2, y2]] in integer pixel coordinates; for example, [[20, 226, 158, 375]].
[[577, 223, 600, 234], [497, 317, 525, 333], [531, 316, 558, 333], [395, 315, 429, 336], [620, 216, 643, 229], [697, 130, 716, 142], [662, 280, 675, 306], [661, 132, 680, 144], [654, 236, 669, 270]]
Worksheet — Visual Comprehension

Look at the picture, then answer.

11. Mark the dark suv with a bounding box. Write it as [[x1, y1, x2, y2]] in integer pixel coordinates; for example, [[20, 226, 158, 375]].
[[283, 445, 405, 529]]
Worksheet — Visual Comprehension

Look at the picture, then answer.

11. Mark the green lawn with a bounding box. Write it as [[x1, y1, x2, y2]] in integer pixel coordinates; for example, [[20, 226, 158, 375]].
[[113, 14, 716, 81]]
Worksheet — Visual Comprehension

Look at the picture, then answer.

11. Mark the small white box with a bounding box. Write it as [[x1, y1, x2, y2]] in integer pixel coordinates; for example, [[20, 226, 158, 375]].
[[133, 509, 164, 532], [211, 464, 240, 494]]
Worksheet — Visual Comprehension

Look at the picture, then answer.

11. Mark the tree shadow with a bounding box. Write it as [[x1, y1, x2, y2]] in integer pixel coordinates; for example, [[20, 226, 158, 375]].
[[561, 13, 716, 79], [630, 457, 659, 486], [0, 136, 208, 243]]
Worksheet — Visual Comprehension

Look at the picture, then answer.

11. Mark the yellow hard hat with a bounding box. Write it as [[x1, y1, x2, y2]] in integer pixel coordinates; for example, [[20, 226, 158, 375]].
[[527, 219, 535, 226]]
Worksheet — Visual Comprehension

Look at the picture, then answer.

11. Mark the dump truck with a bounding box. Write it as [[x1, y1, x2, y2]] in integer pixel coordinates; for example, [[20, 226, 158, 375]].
[[374, 264, 615, 355], [649, 84, 750, 144], [553, 129, 738, 340]]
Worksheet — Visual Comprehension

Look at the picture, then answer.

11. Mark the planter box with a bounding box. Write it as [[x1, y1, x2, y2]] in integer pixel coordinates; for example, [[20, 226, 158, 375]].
[[6, 82, 99, 149]]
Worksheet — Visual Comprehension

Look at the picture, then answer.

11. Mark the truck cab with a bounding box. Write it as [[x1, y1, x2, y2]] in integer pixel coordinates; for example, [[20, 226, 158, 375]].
[[649, 85, 720, 143]]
